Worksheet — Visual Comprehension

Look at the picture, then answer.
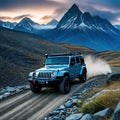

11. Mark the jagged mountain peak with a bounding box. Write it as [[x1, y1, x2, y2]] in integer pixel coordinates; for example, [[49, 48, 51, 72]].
[[47, 19, 58, 26], [56, 4, 82, 28], [14, 17, 40, 32], [21, 17, 31, 21], [56, 3, 117, 31], [19, 17, 38, 25], [69, 3, 82, 14]]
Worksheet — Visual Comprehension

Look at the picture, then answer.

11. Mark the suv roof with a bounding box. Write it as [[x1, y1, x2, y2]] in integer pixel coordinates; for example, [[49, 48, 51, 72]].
[[45, 53, 82, 58]]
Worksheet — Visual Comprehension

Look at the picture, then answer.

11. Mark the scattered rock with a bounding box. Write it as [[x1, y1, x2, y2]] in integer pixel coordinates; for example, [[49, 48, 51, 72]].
[[59, 105, 65, 110], [6, 86, 16, 92], [65, 113, 83, 120], [64, 99, 74, 108], [94, 108, 113, 119], [112, 102, 120, 120], [80, 114, 94, 120], [0, 88, 6, 95], [0, 95, 3, 99], [107, 73, 120, 84], [3, 92, 11, 98], [0, 85, 30, 100], [49, 110, 60, 116]]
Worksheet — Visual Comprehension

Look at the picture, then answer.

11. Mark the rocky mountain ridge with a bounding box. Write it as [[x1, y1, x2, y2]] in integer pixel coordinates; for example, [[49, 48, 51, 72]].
[[0, 18, 58, 32]]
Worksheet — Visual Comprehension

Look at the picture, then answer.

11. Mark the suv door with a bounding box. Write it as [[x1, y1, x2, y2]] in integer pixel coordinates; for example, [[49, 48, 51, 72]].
[[75, 56, 81, 76], [69, 57, 77, 79]]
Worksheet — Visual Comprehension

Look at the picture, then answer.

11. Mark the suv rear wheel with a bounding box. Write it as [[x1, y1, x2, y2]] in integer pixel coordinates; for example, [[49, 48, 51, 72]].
[[79, 71, 87, 83], [59, 76, 71, 94], [30, 82, 42, 93]]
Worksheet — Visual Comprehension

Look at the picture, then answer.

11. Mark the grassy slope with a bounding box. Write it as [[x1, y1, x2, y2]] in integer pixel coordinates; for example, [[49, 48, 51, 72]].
[[60, 44, 95, 54], [92, 51, 120, 67]]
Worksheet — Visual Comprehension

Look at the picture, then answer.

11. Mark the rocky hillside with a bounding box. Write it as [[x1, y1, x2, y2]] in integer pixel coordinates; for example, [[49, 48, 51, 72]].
[[0, 26, 94, 88]]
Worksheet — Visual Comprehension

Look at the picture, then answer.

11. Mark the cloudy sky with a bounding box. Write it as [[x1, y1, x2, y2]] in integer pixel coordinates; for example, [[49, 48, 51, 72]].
[[0, 0, 120, 24]]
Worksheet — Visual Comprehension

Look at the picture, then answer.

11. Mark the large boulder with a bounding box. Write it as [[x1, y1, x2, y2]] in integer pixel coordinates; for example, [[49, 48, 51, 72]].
[[112, 102, 120, 120], [107, 73, 120, 84], [94, 108, 113, 119], [80, 114, 94, 120], [65, 113, 83, 120]]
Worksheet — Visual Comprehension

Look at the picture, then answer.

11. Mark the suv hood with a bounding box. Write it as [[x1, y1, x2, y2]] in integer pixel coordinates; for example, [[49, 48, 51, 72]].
[[35, 65, 69, 72]]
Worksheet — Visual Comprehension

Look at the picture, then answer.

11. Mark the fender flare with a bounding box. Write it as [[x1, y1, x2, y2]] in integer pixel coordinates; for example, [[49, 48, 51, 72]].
[[57, 71, 69, 77], [80, 66, 87, 75]]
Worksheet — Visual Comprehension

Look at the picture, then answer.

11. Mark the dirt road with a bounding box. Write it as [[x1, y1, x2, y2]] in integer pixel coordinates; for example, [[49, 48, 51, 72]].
[[0, 80, 91, 120]]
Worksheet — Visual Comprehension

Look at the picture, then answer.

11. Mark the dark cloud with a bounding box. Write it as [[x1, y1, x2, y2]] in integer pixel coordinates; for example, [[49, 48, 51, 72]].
[[0, 14, 33, 21], [0, 16, 12, 21], [40, 15, 53, 23], [88, 0, 120, 10], [13, 14, 34, 21], [41, 16, 53, 20], [54, 5, 68, 20], [0, 0, 64, 10]]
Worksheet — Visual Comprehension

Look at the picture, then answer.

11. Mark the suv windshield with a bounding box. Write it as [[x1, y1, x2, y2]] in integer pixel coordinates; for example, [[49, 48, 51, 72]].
[[46, 56, 69, 65]]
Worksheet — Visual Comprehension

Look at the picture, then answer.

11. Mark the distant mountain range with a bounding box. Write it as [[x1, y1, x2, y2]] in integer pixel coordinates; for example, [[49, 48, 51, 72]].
[[0, 18, 58, 33], [42, 4, 120, 51], [0, 4, 120, 51], [0, 20, 17, 29]]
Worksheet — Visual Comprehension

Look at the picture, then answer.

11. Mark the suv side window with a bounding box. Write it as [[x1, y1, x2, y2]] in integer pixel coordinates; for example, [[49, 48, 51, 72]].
[[80, 56, 85, 65], [70, 57, 75, 66], [76, 56, 80, 64]]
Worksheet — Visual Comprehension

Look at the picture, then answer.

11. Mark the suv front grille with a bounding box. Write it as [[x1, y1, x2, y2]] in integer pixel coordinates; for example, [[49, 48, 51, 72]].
[[38, 72, 51, 79]]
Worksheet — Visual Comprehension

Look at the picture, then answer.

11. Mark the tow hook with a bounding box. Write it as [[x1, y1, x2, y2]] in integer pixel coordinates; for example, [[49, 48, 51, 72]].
[[33, 80, 36, 84]]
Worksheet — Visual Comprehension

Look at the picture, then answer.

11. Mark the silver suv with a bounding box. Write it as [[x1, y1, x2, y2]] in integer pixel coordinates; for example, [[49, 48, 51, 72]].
[[28, 53, 87, 94]]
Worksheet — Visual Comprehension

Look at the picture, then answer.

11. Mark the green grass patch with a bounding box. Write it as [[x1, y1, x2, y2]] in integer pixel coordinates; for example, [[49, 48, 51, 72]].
[[81, 90, 120, 114], [78, 80, 120, 114]]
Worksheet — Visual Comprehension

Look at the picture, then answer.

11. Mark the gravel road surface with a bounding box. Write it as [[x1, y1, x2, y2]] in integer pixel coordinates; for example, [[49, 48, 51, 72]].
[[0, 80, 93, 120]]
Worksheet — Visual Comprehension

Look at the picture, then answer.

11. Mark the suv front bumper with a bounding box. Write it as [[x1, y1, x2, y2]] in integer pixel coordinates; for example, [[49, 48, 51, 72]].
[[29, 77, 62, 87]]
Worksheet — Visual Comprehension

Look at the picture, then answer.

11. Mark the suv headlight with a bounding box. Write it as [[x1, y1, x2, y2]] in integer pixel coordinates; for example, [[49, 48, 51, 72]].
[[29, 72, 34, 77], [51, 71, 58, 78], [29, 72, 39, 78]]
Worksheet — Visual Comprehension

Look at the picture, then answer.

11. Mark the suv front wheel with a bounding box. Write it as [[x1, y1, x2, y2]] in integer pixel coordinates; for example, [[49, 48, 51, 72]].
[[59, 76, 71, 94], [30, 82, 42, 93]]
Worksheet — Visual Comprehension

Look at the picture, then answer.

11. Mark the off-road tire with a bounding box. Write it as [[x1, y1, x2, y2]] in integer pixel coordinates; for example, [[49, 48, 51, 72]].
[[59, 76, 71, 94], [79, 71, 87, 83], [30, 82, 42, 93]]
